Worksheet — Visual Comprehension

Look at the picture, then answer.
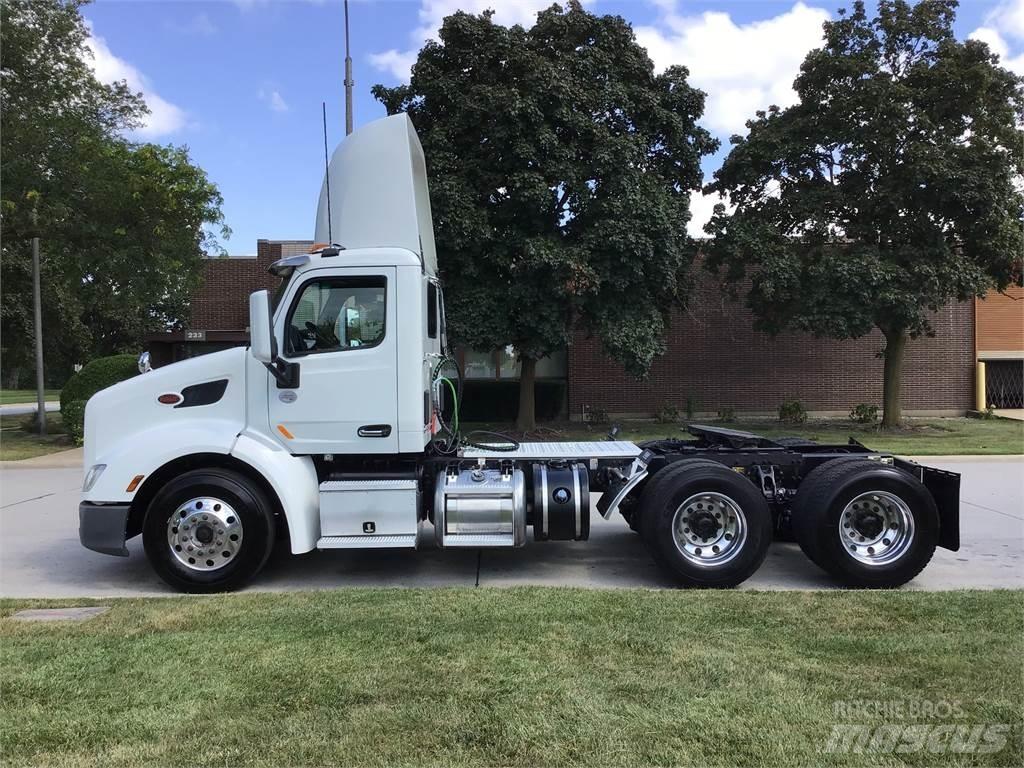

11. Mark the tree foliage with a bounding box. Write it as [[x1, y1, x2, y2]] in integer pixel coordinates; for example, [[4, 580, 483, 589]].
[[704, 0, 1024, 426], [373, 1, 716, 427], [0, 0, 227, 386]]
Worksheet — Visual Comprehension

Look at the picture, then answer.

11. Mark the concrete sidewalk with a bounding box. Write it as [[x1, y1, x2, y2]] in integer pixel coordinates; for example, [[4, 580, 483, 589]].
[[0, 457, 1020, 597], [0, 447, 82, 470], [0, 402, 59, 417]]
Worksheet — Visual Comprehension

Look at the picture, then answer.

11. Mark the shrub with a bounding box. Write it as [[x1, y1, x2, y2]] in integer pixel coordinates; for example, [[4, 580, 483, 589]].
[[61, 400, 88, 444], [717, 406, 736, 423], [655, 402, 681, 424], [60, 354, 139, 444], [849, 403, 879, 424], [778, 398, 807, 425]]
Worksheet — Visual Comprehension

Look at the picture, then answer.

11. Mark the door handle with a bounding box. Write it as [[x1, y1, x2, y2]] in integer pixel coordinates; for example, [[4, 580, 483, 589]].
[[358, 424, 392, 438]]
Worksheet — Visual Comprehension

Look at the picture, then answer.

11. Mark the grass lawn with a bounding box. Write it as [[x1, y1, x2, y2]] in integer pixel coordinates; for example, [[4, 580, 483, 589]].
[[0, 413, 73, 461], [0, 389, 60, 405], [470, 417, 1024, 455], [1, 588, 1021, 767]]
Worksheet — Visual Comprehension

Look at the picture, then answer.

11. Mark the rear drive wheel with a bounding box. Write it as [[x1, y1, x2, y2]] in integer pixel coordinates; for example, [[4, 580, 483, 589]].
[[791, 459, 938, 588], [639, 459, 772, 587], [143, 468, 276, 593]]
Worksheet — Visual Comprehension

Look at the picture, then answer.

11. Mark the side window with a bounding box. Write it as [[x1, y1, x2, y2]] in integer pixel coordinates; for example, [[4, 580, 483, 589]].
[[285, 276, 386, 355], [427, 282, 438, 339]]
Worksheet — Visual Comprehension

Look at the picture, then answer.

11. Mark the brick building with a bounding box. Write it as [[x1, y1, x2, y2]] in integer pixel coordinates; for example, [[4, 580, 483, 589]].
[[149, 239, 1023, 418], [147, 240, 311, 367]]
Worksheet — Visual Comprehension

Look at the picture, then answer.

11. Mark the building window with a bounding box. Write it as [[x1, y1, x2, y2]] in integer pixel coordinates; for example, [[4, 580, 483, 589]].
[[458, 347, 567, 380]]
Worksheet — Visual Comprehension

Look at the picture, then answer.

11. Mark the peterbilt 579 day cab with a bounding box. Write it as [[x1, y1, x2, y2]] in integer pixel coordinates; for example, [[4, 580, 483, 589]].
[[79, 114, 961, 592]]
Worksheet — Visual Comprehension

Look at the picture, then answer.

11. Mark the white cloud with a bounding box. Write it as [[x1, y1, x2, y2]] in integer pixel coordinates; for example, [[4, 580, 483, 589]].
[[370, 0, 595, 82], [984, 0, 1024, 39], [688, 190, 732, 239], [369, 49, 418, 81], [259, 88, 290, 113], [635, 1, 830, 137], [85, 28, 187, 137], [969, 0, 1024, 74], [184, 12, 217, 37]]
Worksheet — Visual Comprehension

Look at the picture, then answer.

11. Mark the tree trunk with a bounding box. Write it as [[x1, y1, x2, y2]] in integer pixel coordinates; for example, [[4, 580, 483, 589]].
[[516, 356, 537, 432], [881, 327, 907, 428]]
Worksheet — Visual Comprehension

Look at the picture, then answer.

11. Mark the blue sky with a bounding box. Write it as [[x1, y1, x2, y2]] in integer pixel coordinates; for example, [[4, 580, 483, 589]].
[[81, 0, 1023, 252]]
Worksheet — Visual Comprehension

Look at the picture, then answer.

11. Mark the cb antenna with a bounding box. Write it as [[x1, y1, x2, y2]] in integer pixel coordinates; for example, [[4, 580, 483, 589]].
[[322, 101, 333, 244]]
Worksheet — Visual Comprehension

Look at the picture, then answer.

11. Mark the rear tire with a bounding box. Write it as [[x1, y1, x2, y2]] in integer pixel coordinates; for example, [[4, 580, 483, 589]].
[[143, 468, 276, 593], [639, 459, 772, 588], [791, 459, 938, 588]]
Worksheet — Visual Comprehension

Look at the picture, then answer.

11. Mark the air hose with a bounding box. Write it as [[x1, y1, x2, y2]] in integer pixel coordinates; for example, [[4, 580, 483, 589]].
[[429, 355, 520, 454]]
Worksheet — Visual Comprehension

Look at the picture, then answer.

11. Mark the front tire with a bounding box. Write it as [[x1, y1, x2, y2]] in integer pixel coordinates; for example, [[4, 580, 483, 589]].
[[791, 459, 939, 588], [143, 468, 276, 593], [639, 459, 772, 588]]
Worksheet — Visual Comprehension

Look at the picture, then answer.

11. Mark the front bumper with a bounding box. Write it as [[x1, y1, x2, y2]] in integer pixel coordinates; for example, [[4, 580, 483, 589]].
[[79, 502, 131, 557]]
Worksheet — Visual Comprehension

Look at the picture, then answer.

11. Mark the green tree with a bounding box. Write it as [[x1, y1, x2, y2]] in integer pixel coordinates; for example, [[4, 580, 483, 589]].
[[1, 0, 226, 386], [373, 1, 716, 429], [704, 0, 1023, 427]]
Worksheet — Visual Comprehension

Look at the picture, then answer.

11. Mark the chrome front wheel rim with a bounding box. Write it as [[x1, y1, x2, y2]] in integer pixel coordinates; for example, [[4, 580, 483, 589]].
[[671, 492, 748, 566], [167, 497, 243, 572], [840, 491, 914, 566]]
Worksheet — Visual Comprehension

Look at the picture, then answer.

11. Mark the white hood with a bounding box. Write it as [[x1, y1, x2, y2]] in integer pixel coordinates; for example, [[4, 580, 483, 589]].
[[314, 113, 438, 276]]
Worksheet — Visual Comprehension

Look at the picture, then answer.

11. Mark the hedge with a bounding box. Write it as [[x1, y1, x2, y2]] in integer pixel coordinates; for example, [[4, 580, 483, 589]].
[[60, 354, 139, 443]]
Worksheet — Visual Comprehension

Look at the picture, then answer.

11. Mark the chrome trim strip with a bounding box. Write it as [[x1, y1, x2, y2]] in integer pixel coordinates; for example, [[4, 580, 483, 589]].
[[540, 465, 549, 536], [572, 465, 581, 539]]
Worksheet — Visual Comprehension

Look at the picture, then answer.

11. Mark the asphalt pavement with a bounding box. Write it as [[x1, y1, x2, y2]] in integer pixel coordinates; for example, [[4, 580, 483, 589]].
[[0, 455, 1020, 597]]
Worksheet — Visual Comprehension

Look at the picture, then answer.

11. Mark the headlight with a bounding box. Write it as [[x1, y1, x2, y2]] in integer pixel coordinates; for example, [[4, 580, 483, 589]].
[[83, 464, 107, 493]]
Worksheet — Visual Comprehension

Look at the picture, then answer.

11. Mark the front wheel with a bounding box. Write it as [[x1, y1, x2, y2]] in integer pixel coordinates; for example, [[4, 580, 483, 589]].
[[143, 468, 276, 593], [791, 459, 939, 588], [639, 459, 772, 588]]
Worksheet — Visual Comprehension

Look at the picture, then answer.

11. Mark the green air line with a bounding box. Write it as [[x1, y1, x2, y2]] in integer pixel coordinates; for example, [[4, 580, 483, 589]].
[[441, 376, 459, 435]]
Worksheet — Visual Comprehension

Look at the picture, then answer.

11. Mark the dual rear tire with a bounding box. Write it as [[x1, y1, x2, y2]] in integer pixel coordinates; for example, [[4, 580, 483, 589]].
[[791, 458, 939, 588], [637, 457, 939, 589], [639, 459, 773, 588]]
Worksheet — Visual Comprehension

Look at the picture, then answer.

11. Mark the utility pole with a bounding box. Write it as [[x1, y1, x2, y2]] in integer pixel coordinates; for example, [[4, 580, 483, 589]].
[[31, 203, 46, 435], [344, 0, 354, 135]]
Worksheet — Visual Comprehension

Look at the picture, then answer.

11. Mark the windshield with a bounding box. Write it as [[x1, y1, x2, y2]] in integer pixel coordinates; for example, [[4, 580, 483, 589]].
[[269, 275, 290, 314]]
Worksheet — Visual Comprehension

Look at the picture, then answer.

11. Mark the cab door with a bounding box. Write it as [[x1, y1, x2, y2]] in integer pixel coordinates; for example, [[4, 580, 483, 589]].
[[268, 267, 398, 454]]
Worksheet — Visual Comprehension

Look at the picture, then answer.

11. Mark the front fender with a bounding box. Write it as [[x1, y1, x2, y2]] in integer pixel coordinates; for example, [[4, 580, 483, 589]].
[[83, 420, 240, 503], [231, 430, 320, 554]]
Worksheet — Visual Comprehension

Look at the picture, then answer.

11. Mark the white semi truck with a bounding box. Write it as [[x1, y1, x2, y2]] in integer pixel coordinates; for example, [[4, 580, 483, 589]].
[[79, 114, 961, 592]]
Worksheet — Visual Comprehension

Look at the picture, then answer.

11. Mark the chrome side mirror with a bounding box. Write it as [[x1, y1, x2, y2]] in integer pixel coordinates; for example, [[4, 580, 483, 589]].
[[137, 351, 152, 373]]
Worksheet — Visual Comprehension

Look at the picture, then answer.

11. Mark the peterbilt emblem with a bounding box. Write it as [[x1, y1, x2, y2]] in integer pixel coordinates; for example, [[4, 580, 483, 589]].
[[278, 390, 297, 403]]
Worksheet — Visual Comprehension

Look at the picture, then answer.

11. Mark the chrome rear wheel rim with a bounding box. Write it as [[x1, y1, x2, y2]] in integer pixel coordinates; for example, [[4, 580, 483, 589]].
[[840, 491, 914, 566], [166, 497, 243, 572], [672, 492, 747, 566]]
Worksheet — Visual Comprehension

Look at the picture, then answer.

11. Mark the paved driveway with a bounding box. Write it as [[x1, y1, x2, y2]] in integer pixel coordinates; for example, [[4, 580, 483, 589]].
[[1, 456, 1020, 597]]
